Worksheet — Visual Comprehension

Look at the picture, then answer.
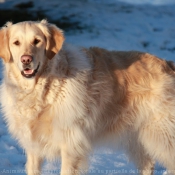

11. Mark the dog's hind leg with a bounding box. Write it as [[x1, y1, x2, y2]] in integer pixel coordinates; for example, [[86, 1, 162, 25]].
[[26, 152, 43, 175]]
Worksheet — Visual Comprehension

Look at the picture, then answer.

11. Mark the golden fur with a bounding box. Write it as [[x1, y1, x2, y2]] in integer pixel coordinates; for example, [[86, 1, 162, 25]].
[[0, 20, 175, 175]]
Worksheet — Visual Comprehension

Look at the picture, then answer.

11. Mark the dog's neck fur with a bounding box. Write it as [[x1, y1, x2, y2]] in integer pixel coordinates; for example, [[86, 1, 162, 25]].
[[2, 44, 92, 98]]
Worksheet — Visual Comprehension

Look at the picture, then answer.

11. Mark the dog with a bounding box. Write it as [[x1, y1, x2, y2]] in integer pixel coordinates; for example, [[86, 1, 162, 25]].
[[0, 20, 175, 175]]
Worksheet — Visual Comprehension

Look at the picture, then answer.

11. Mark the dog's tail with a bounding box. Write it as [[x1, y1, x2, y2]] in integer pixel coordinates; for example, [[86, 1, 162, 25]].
[[166, 60, 175, 72]]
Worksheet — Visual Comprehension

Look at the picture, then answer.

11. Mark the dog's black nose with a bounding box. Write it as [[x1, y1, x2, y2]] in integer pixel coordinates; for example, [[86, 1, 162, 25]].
[[21, 55, 33, 65]]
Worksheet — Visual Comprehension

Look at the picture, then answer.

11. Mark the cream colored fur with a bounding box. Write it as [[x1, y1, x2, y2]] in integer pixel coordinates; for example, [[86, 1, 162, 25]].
[[0, 20, 175, 175]]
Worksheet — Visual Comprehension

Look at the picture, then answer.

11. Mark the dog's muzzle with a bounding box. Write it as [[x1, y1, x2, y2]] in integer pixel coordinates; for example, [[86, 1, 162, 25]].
[[21, 63, 40, 78], [20, 55, 40, 78]]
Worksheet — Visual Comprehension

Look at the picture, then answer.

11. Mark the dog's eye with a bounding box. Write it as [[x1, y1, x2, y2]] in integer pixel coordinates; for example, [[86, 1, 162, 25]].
[[14, 40, 20, 46], [33, 39, 40, 45]]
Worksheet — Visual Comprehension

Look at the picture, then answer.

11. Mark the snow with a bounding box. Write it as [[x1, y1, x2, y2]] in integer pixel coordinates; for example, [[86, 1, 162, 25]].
[[0, 0, 175, 174], [115, 0, 175, 5]]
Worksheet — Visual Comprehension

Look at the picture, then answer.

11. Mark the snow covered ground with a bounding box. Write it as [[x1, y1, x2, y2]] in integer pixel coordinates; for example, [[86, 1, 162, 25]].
[[0, 0, 175, 174]]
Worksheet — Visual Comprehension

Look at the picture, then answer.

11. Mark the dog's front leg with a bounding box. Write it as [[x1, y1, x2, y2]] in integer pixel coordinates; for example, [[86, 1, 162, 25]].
[[60, 146, 88, 175], [26, 152, 42, 175]]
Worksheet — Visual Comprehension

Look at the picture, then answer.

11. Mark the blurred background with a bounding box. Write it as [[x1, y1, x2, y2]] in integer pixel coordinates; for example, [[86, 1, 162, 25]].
[[1, 0, 175, 27], [0, 0, 175, 174]]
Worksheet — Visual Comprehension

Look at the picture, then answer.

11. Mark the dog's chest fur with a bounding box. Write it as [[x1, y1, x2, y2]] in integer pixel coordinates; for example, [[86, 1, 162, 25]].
[[0, 49, 96, 159]]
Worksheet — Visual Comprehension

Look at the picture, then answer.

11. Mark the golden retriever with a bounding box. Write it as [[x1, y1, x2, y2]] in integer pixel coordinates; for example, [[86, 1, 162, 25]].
[[0, 20, 175, 175]]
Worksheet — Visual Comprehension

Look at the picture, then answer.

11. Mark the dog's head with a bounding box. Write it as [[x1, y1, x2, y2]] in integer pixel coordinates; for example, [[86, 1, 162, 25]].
[[0, 20, 64, 78]]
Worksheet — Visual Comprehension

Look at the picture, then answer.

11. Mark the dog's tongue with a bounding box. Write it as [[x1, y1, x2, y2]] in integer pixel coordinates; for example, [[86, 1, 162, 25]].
[[24, 69, 34, 75]]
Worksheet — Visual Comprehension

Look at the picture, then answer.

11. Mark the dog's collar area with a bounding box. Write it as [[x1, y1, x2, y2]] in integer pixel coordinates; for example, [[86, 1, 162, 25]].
[[21, 63, 40, 78]]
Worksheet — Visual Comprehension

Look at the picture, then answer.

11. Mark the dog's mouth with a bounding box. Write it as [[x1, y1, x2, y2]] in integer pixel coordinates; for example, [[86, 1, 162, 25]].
[[21, 63, 40, 78]]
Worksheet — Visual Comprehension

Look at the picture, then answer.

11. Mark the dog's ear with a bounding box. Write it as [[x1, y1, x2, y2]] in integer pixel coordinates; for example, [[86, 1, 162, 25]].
[[45, 23, 64, 60], [0, 27, 11, 62]]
